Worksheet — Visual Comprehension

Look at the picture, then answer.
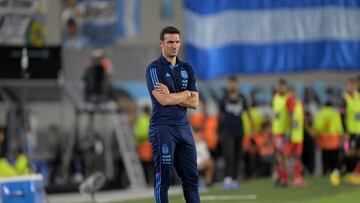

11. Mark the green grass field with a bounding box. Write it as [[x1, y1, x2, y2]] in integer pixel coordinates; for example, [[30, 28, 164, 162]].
[[115, 176, 360, 203]]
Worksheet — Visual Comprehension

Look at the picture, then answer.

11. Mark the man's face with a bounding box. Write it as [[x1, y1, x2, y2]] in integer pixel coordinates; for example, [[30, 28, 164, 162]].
[[228, 80, 238, 92], [160, 33, 180, 58], [67, 23, 77, 37], [276, 84, 287, 94], [347, 80, 356, 93]]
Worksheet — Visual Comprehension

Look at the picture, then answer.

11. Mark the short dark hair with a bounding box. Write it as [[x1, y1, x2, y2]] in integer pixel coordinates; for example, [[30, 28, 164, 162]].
[[324, 101, 333, 107], [160, 26, 180, 41], [228, 75, 237, 82], [278, 78, 287, 85], [67, 18, 77, 27]]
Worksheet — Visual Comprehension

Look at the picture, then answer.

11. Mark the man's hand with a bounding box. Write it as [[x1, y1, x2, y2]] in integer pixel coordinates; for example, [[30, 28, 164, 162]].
[[179, 91, 199, 109], [154, 83, 170, 94], [152, 83, 191, 106]]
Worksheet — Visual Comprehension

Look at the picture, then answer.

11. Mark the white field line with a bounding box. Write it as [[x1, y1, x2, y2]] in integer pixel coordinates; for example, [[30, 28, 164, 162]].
[[201, 194, 257, 201]]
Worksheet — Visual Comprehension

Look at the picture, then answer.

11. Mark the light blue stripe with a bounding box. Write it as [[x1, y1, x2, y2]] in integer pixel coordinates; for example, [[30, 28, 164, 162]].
[[159, 174, 161, 203], [116, 0, 124, 36], [150, 68, 156, 86], [157, 175, 159, 203], [152, 68, 159, 84], [186, 40, 360, 80], [154, 174, 157, 202], [151, 68, 159, 86], [149, 69, 156, 87], [185, 0, 360, 15], [134, 0, 141, 34], [154, 175, 158, 203], [116, 0, 140, 37], [158, 175, 160, 203], [155, 173, 161, 203]]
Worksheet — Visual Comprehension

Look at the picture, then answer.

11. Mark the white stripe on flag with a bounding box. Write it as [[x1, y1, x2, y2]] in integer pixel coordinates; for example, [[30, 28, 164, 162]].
[[124, 0, 138, 37], [186, 7, 360, 49]]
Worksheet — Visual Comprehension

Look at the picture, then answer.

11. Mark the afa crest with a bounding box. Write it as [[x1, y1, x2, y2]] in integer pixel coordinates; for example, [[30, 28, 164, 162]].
[[162, 144, 169, 154], [181, 70, 188, 79]]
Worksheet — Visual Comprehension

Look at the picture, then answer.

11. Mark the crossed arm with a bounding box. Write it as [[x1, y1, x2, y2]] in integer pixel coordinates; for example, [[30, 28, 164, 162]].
[[152, 83, 199, 109]]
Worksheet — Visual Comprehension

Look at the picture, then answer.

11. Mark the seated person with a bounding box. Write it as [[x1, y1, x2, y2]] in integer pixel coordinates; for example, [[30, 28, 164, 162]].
[[0, 127, 31, 177], [194, 127, 214, 187], [252, 121, 274, 177]]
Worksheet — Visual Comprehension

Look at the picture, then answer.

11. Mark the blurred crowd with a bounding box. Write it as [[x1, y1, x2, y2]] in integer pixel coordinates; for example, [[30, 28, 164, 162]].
[[1, 72, 359, 192], [134, 75, 360, 189]]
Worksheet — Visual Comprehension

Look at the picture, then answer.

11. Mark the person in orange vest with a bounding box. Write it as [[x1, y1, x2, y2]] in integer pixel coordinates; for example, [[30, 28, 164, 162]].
[[312, 101, 343, 185], [134, 105, 154, 185], [252, 121, 274, 177], [340, 78, 360, 185], [189, 99, 218, 154], [242, 100, 265, 179]]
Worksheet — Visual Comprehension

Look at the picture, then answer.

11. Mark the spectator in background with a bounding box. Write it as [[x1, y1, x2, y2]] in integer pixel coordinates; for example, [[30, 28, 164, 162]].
[[312, 101, 343, 185], [188, 97, 218, 157], [61, 0, 84, 28], [83, 49, 113, 103], [303, 86, 321, 119], [272, 79, 292, 187], [303, 86, 321, 176], [63, 18, 86, 49], [242, 99, 265, 179], [252, 121, 274, 177], [193, 127, 214, 189], [61, 0, 85, 49], [0, 127, 31, 177], [134, 105, 154, 185], [0, 126, 7, 158], [287, 87, 306, 187], [218, 76, 253, 189], [340, 78, 360, 185], [302, 111, 316, 175]]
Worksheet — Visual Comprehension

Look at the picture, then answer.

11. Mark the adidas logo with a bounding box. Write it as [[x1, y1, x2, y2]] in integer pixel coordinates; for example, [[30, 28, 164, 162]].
[[165, 73, 171, 77]]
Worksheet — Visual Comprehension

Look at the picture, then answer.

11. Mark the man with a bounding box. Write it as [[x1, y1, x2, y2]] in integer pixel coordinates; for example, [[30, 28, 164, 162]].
[[146, 26, 200, 203], [218, 76, 252, 189], [0, 127, 31, 177], [83, 49, 113, 103], [341, 78, 360, 185], [312, 101, 343, 185], [272, 79, 292, 186], [287, 88, 306, 187], [63, 18, 85, 49]]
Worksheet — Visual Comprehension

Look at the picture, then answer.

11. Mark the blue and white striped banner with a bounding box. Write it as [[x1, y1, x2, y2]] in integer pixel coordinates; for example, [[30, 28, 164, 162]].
[[78, 0, 140, 46], [116, 0, 141, 38], [184, 0, 360, 80]]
